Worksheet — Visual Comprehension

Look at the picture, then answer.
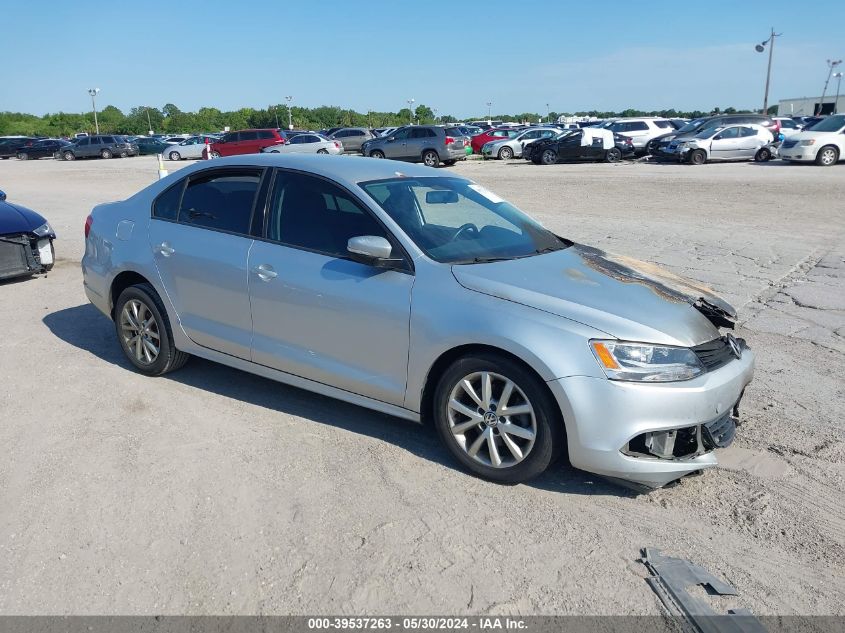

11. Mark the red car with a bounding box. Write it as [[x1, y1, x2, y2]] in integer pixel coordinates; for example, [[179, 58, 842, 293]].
[[210, 129, 286, 157], [470, 127, 524, 154]]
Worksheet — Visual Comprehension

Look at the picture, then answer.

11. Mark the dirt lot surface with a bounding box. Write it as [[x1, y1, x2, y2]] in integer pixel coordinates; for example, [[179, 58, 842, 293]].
[[1, 155, 843, 616]]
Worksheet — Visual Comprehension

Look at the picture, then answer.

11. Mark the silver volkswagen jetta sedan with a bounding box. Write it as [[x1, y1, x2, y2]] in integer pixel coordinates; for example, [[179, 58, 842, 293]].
[[82, 154, 753, 489]]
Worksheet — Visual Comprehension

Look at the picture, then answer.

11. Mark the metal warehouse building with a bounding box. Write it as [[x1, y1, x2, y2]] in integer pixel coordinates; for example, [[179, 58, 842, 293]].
[[777, 96, 843, 116]]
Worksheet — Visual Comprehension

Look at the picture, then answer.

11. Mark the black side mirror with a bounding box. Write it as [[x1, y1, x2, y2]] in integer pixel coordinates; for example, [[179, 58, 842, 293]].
[[0, 190, 6, 201]]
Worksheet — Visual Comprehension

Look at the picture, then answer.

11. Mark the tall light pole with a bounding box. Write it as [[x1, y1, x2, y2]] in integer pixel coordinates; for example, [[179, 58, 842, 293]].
[[817, 59, 843, 115], [486, 101, 492, 123], [145, 107, 153, 135], [285, 96, 293, 130], [755, 29, 781, 114], [407, 98, 415, 125], [834, 72, 843, 114], [546, 102, 550, 122], [88, 88, 100, 134]]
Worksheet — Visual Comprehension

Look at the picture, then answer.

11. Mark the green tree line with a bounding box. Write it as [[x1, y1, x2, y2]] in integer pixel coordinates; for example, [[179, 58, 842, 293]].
[[0, 103, 759, 137]]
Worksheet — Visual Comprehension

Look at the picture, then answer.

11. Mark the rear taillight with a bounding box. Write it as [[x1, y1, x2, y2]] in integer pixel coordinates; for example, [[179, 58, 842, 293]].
[[84, 214, 93, 239], [334, 142, 341, 148], [445, 136, 455, 145]]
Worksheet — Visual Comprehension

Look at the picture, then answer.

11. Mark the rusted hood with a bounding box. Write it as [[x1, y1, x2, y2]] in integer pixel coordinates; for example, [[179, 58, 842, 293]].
[[452, 244, 735, 347]]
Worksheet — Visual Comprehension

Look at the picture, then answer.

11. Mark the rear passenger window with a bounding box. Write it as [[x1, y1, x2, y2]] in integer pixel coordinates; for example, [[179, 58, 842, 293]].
[[627, 122, 649, 131], [240, 131, 259, 141], [153, 181, 184, 221], [258, 130, 275, 139], [178, 170, 261, 235], [102, 136, 115, 144], [655, 121, 673, 128]]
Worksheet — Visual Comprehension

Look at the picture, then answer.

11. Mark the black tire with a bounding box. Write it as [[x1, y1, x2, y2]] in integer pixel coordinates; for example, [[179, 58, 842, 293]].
[[815, 145, 839, 166], [443, 159, 457, 166], [370, 150, 385, 159], [169, 151, 181, 161], [101, 149, 113, 159], [754, 148, 771, 162], [422, 149, 440, 167], [316, 148, 329, 154], [605, 147, 622, 162], [498, 146, 514, 160], [432, 353, 564, 484], [114, 283, 190, 376], [211, 151, 221, 158], [63, 151, 75, 161], [689, 149, 706, 165], [540, 149, 557, 165], [17, 152, 28, 160]]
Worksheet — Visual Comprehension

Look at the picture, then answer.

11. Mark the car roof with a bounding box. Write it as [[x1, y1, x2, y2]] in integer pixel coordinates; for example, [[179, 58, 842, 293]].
[[174, 154, 447, 187]]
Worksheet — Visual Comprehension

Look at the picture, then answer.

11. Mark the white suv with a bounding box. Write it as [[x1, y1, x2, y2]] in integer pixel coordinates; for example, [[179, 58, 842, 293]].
[[601, 118, 677, 154], [778, 115, 845, 166]]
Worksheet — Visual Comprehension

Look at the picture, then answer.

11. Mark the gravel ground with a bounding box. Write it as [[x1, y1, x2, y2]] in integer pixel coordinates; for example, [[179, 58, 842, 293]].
[[1, 155, 843, 616]]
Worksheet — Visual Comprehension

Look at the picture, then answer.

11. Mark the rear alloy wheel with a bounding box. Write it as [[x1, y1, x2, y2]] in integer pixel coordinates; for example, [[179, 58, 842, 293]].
[[498, 146, 514, 160], [370, 150, 385, 159], [688, 149, 706, 165], [433, 354, 563, 483], [540, 149, 558, 165], [754, 148, 771, 162], [100, 149, 113, 159], [114, 283, 189, 376], [211, 151, 221, 158], [17, 152, 28, 160], [169, 151, 181, 161], [815, 145, 839, 166], [63, 151, 75, 161], [120, 151, 128, 158], [422, 150, 440, 167], [605, 147, 622, 162], [317, 148, 329, 154]]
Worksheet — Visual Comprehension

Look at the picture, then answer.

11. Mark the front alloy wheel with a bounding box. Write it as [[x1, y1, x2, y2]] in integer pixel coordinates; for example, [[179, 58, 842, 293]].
[[498, 146, 514, 160], [816, 146, 839, 166], [540, 149, 557, 165], [433, 354, 563, 483], [448, 371, 537, 468]]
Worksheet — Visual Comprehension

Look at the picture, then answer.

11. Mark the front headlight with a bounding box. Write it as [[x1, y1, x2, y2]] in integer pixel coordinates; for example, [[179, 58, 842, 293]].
[[32, 221, 53, 237], [799, 139, 816, 146], [590, 340, 704, 382]]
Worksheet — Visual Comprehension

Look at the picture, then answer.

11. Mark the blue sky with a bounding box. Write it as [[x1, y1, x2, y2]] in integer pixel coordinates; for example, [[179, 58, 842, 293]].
[[4, 0, 843, 117]]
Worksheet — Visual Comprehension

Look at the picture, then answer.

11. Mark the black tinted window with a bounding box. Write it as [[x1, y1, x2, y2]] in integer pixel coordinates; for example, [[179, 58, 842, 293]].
[[738, 127, 757, 137], [178, 170, 261, 235], [715, 127, 740, 139], [655, 120, 673, 128], [78, 138, 90, 146], [258, 130, 275, 139], [240, 131, 259, 141], [267, 171, 387, 257], [445, 127, 462, 136], [101, 136, 115, 144], [153, 181, 184, 221]]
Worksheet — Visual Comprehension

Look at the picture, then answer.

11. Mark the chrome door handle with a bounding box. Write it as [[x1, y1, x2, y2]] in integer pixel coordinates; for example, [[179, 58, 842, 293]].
[[156, 242, 175, 257], [252, 263, 277, 281]]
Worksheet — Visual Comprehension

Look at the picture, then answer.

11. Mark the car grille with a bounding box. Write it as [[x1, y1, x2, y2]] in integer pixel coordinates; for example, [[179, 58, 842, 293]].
[[0, 235, 38, 280], [691, 337, 744, 371], [781, 139, 798, 149]]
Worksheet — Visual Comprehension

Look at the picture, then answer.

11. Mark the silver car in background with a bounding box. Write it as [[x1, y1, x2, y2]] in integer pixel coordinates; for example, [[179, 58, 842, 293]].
[[481, 127, 560, 159], [670, 124, 774, 164], [81, 154, 753, 489], [361, 125, 469, 167], [261, 133, 342, 155]]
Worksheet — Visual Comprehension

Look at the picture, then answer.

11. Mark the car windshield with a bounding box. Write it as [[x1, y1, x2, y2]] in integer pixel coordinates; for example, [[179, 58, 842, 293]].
[[360, 177, 569, 264], [676, 118, 707, 134], [807, 115, 845, 132]]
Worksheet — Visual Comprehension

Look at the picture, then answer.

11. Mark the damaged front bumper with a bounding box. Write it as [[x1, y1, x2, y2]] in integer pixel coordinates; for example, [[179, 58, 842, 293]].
[[548, 343, 754, 489], [0, 233, 54, 280]]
